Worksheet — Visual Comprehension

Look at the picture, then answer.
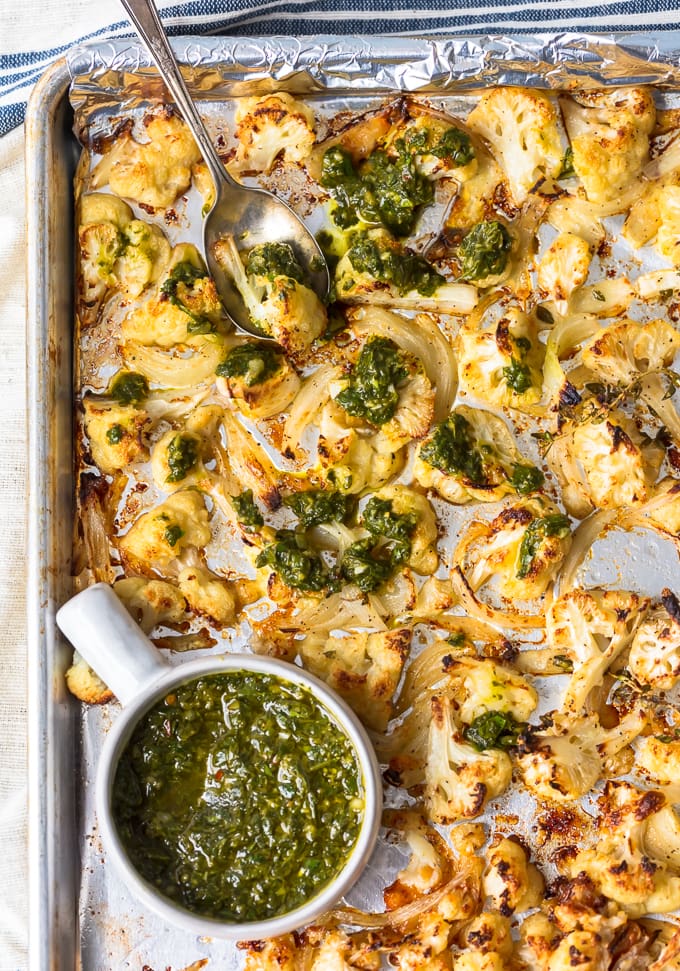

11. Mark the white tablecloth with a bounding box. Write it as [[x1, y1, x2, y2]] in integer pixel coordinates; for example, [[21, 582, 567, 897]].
[[5, 0, 680, 967]]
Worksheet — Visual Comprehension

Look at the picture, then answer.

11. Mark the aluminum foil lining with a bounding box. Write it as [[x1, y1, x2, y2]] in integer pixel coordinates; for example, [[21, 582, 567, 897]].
[[68, 32, 680, 127]]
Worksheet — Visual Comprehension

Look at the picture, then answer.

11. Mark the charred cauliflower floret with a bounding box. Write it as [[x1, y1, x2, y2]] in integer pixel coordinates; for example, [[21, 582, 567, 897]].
[[113, 577, 186, 632], [83, 396, 149, 475], [368, 486, 438, 575], [546, 588, 648, 715], [582, 317, 680, 385], [335, 230, 478, 314], [121, 244, 223, 348], [459, 912, 514, 965], [300, 628, 411, 732], [460, 496, 572, 602], [414, 405, 543, 504], [537, 232, 593, 311], [78, 193, 171, 307], [457, 307, 544, 413], [119, 490, 212, 573], [216, 341, 300, 419], [518, 711, 645, 803], [316, 399, 405, 494], [550, 409, 663, 519], [91, 110, 201, 209], [396, 112, 478, 183], [561, 87, 656, 206], [466, 86, 563, 205], [177, 566, 235, 626], [565, 781, 680, 916], [212, 237, 326, 357], [483, 838, 544, 916], [628, 593, 680, 690], [232, 93, 315, 174], [424, 695, 512, 824]]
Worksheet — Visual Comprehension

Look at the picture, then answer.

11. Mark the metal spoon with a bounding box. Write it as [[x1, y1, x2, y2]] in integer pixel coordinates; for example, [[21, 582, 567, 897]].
[[119, 0, 330, 338]]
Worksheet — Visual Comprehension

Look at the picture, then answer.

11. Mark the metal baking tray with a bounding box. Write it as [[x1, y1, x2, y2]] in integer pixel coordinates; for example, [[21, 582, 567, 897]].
[[26, 32, 680, 971]]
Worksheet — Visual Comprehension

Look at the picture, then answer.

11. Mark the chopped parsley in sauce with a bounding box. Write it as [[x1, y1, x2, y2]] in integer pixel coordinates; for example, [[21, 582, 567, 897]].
[[113, 672, 364, 922]]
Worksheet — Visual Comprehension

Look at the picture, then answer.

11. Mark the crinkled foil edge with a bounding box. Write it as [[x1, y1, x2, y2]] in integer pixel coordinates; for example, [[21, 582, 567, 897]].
[[67, 31, 680, 132]]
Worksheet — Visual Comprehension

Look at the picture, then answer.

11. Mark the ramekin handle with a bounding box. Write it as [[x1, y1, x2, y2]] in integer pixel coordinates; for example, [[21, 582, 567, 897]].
[[56, 583, 170, 706]]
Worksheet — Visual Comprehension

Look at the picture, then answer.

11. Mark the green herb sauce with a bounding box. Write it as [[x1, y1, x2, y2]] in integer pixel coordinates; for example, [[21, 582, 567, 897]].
[[216, 342, 282, 387], [257, 530, 335, 592], [464, 711, 524, 751], [246, 242, 305, 283], [336, 336, 409, 426], [516, 513, 571, 579], [109, 371, 149, 406], [347, 234, 444, 296], [113, 672, 364, 922], [106, 423, 125, 445], [458, 220, 512, 282], [166, 434, 199, 483], [285, 490, 352, 528], [419, 413, 484, 482], [231, 489, 264, 527]]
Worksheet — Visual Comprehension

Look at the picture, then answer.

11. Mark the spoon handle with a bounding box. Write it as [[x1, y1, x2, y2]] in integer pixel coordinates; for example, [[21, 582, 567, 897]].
[[119, 0, 230, 193]]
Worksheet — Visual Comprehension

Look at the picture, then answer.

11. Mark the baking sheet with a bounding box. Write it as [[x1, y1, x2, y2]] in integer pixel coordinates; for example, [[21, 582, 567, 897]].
[[27, 31, 680, 971]]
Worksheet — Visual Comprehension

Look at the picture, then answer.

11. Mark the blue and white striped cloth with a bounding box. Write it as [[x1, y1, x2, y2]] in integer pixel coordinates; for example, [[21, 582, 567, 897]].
[[3, 0, 680, 136]]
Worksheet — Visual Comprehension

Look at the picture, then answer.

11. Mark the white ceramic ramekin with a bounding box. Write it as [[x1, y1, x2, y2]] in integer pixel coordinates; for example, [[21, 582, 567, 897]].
[[56, 583, 382, 940]]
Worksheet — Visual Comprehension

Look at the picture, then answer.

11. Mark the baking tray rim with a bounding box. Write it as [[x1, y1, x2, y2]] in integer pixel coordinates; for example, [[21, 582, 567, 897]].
[[25, 32, 680, 971]]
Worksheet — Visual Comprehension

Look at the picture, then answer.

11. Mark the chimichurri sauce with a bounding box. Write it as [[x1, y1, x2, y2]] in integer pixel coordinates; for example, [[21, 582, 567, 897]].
[[113, 672, 365, 922]]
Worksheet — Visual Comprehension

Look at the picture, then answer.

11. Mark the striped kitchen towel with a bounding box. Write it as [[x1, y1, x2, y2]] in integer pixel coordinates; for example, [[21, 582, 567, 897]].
[[4, 0, 680, 138]]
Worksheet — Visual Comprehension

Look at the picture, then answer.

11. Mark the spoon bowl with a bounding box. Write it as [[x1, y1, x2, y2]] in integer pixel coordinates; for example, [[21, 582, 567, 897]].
[[119, 0, 330, 339]]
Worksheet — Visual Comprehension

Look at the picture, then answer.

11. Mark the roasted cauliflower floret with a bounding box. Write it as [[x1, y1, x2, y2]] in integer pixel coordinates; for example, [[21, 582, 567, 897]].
[[414, 406, 543, 504], [565, 781, 680, 916], [113, 577, 186, 632], [460, 496, 572, 602], [150, 404, 223, 493], [212, 237, 326, 357], [233, 93, 315, 174], [656, 184, 680, 265], [177, 566, 235, 626], [121, 245, 223, 348], [424, 695, 512, 824], [65, 651, 113, 704], [518, 711, 645, 803], [216, 341, 300, 419], [459, 912, 514, 962], [331, 336, 434, 448], [443, 656, 537, 728], [300, 628, 411, 732], [483, 838, 544, 916], [316, 400, 405, 494], [628, 593, 680, 690], [546, 588, 648, 715], [91, 110, 201, 209], [383, 827, 446, 908], [119, 490, 212, 572], [638, 736, 680, 786], [78, 193, 172, 307], [537, 232, 593, 311], [466, 86, 563, 205], [457, 307, 544, 413], [83, 396, 149, 475], [334, 230, 478, 314], [368, 486, 438, 575], [561, 87, 656, 206], [582, 317, 680, 385], [551, 409, 663, 518]]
